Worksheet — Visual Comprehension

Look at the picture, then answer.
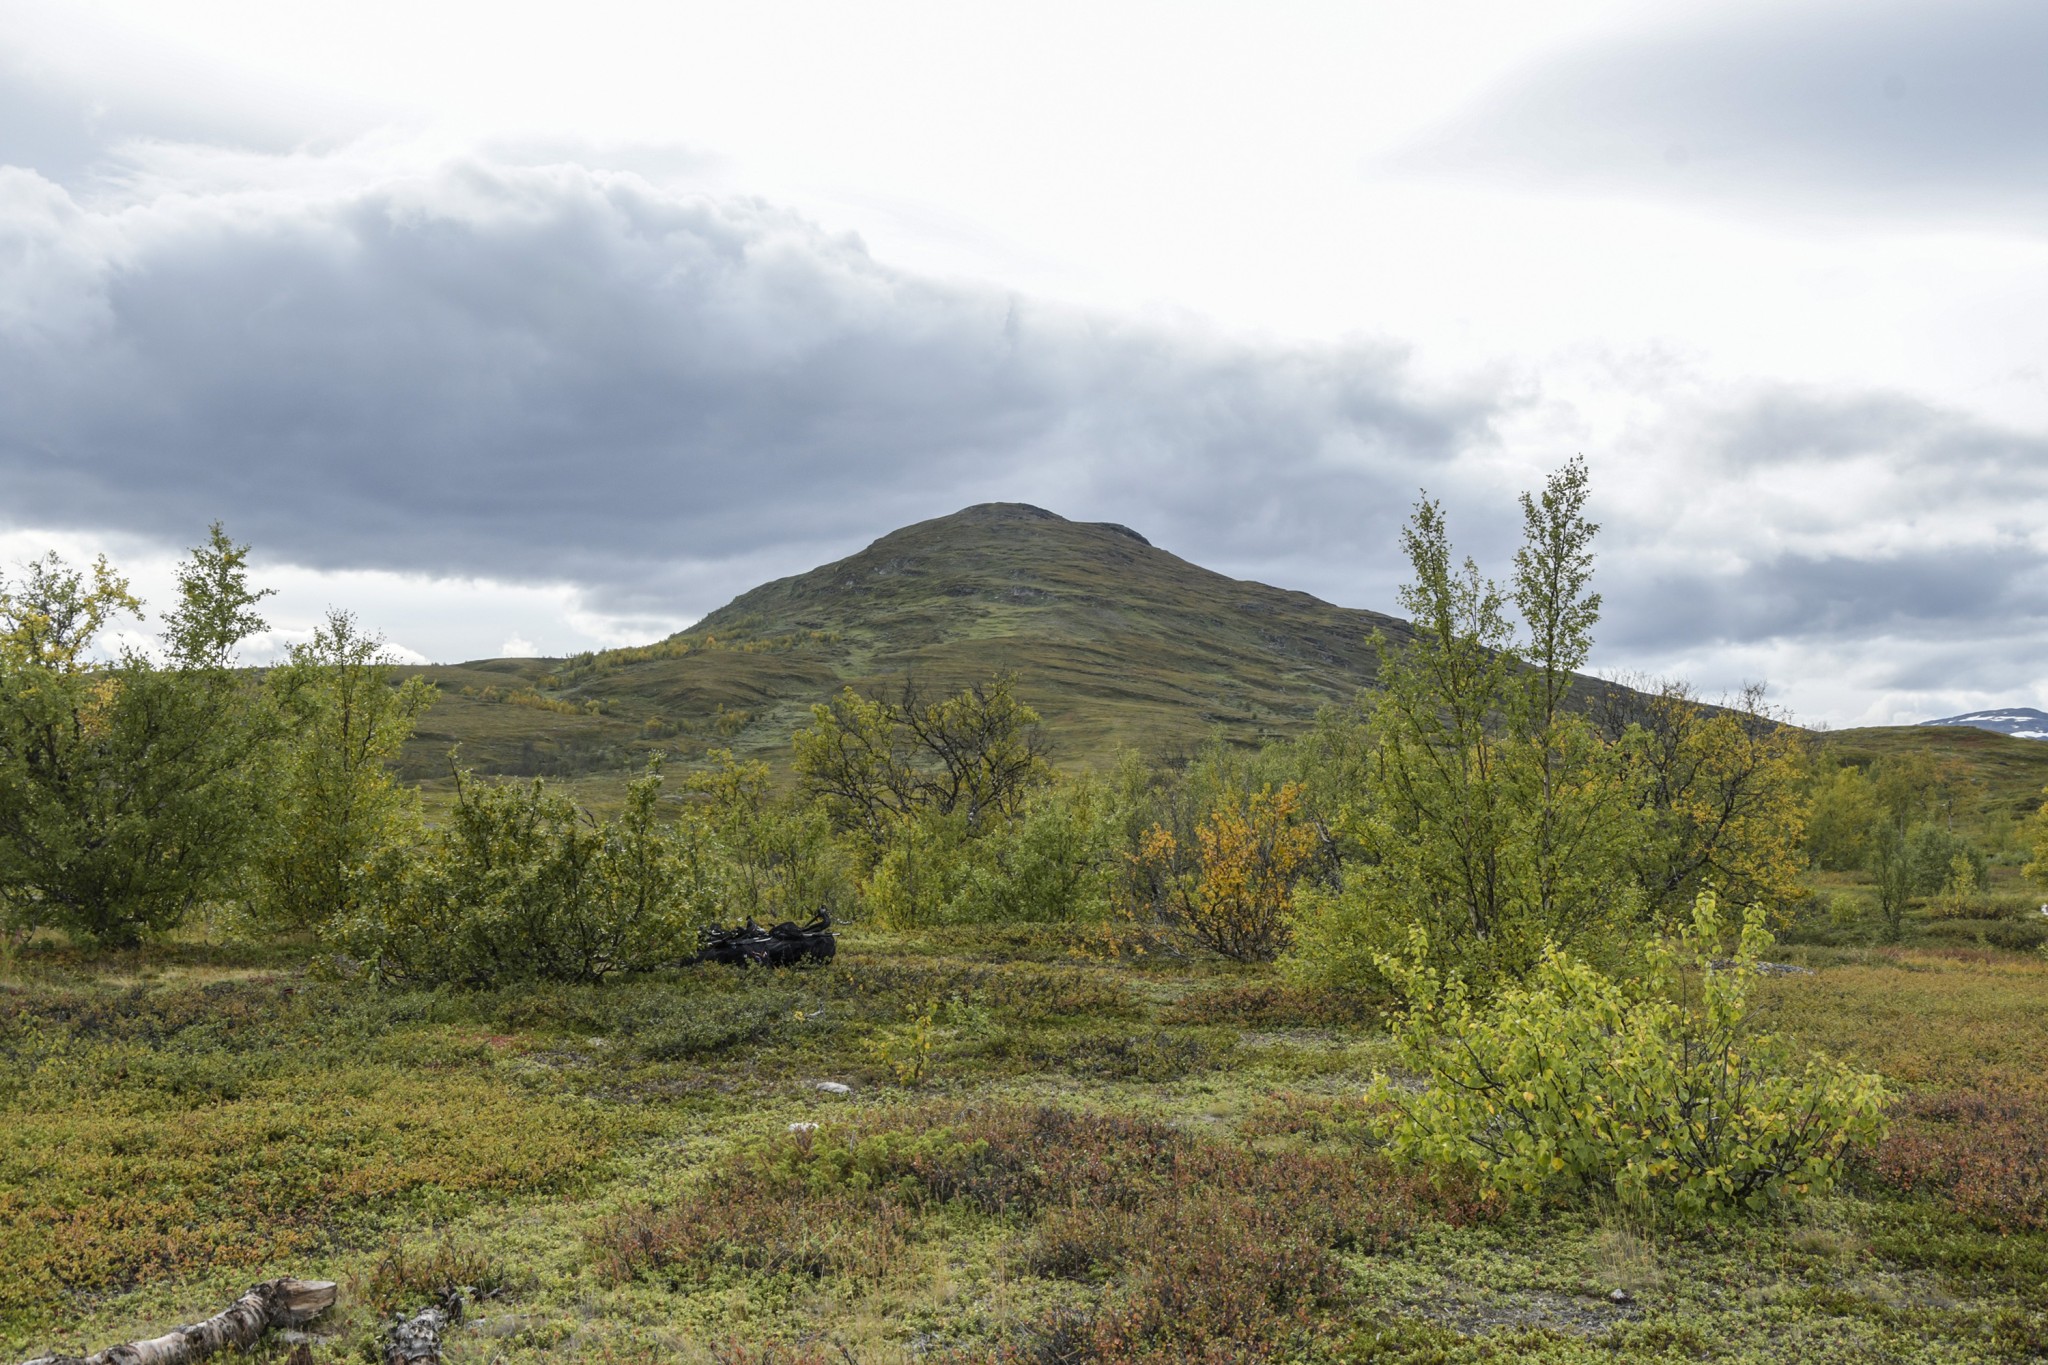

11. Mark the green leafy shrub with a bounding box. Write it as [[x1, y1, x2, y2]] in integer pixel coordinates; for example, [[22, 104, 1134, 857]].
[[1983, 919, 2048, 952], [867, 996, 940, 1085], [2025, 784, 2048, 886], [0, 530, 272, 946], [858, 807, 980, 927], [960, 777, 1122, 923], [683, 750, 851, 923], [1370, 891, 1890, 1219], [1285, 465, 1811, 995], [1910, 824, 1987, 898], [248, 610, 435, 933], [337, 764, 710, 986], [792, 676, 1049, 861], [855, 780, 1120, 928], [1970, 892, 2048, 921]]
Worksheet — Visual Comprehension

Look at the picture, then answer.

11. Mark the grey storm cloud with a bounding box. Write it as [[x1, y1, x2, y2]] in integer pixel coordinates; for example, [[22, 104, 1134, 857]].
[[1707, 391, 2041, 472], [1398, 0, 2048, 226], [0, 62, 112, 187], [1618, 545, 2048, 651], [1599, 387, 2048, 661], [0, 155, 1485, 620]]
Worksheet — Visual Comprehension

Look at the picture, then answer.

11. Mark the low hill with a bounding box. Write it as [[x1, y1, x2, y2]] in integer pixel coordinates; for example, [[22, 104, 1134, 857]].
[[1822, 723, 2048, 826], [397, 503, 1417, 786]]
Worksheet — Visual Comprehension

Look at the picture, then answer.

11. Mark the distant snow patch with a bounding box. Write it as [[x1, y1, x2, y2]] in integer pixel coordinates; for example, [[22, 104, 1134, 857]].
[[1921, 707, 2048, 740]]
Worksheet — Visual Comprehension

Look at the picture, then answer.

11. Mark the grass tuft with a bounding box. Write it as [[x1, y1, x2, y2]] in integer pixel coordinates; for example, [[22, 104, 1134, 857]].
[[354, 1237, 513, 1316]]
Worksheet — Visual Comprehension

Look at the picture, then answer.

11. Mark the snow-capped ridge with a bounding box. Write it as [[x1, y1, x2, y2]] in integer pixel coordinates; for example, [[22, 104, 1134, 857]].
[[1922, 707, 2048, 741]]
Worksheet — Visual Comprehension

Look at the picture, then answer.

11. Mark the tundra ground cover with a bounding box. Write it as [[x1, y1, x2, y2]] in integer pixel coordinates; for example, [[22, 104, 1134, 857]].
[[2, 926, 2044, 1364]]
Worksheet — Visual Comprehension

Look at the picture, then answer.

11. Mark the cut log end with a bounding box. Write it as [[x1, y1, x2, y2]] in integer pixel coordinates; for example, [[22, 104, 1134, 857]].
[[271, 1280, 339, 1327]]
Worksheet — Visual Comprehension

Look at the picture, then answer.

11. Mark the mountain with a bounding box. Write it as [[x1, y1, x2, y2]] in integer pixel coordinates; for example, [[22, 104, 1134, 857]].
[[398, 503, 1418, 785], [1923, 708, 2048, 741], [392, 503, 2048, 828]]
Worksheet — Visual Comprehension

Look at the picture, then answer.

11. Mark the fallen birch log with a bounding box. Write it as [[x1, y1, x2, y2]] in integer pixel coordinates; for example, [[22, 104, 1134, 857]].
[[21, 1278, 337, 1365]]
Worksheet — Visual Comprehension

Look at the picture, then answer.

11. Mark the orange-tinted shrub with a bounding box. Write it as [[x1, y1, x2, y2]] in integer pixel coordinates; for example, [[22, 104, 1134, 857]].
[[1873, 1089, 2048, 1231], [1129, 784, 1319, 962]]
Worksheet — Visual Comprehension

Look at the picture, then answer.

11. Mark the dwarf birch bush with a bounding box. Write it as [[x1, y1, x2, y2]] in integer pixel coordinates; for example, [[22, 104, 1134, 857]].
[[338, 764, 711, 986], [251, 610, 435, 933], [0, 531, 273, 946], [1369, 891, 1889, 1219]]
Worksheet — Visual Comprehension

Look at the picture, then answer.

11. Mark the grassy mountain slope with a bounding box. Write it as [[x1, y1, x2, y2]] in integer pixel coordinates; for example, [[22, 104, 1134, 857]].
[[397, 503, 1414, 787], [673, 503, 1416, 754]]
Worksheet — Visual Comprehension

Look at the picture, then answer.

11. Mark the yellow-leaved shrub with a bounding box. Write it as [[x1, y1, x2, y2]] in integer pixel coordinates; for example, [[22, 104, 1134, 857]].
[[1129, 782, 1319, 961], [1369, 891, 1889, 1219]]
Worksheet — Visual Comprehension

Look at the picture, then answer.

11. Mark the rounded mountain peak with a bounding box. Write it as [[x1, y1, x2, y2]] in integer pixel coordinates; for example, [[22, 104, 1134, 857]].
[[909, 503, 1151, 547]]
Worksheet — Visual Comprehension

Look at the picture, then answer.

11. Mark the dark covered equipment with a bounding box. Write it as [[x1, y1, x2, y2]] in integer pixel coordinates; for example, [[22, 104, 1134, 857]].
[[696, 910, 836, 968]]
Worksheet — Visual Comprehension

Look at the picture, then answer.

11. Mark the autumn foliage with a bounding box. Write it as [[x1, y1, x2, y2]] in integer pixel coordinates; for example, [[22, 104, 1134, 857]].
[[1873, 1088, 2048, 1232], [1129, 781, 1320, 961]]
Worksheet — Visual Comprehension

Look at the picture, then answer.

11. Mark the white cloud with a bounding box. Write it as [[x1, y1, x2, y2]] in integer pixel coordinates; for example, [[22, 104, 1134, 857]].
[[1398, 0, 2048, 228]]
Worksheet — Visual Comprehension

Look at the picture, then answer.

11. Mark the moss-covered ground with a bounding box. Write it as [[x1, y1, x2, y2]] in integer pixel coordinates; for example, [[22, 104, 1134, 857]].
[[3, 923, 2044, 1364]]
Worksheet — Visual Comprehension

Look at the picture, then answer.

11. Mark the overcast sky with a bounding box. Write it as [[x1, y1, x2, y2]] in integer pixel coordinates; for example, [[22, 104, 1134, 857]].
[[2, 0, 2044, 726]]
